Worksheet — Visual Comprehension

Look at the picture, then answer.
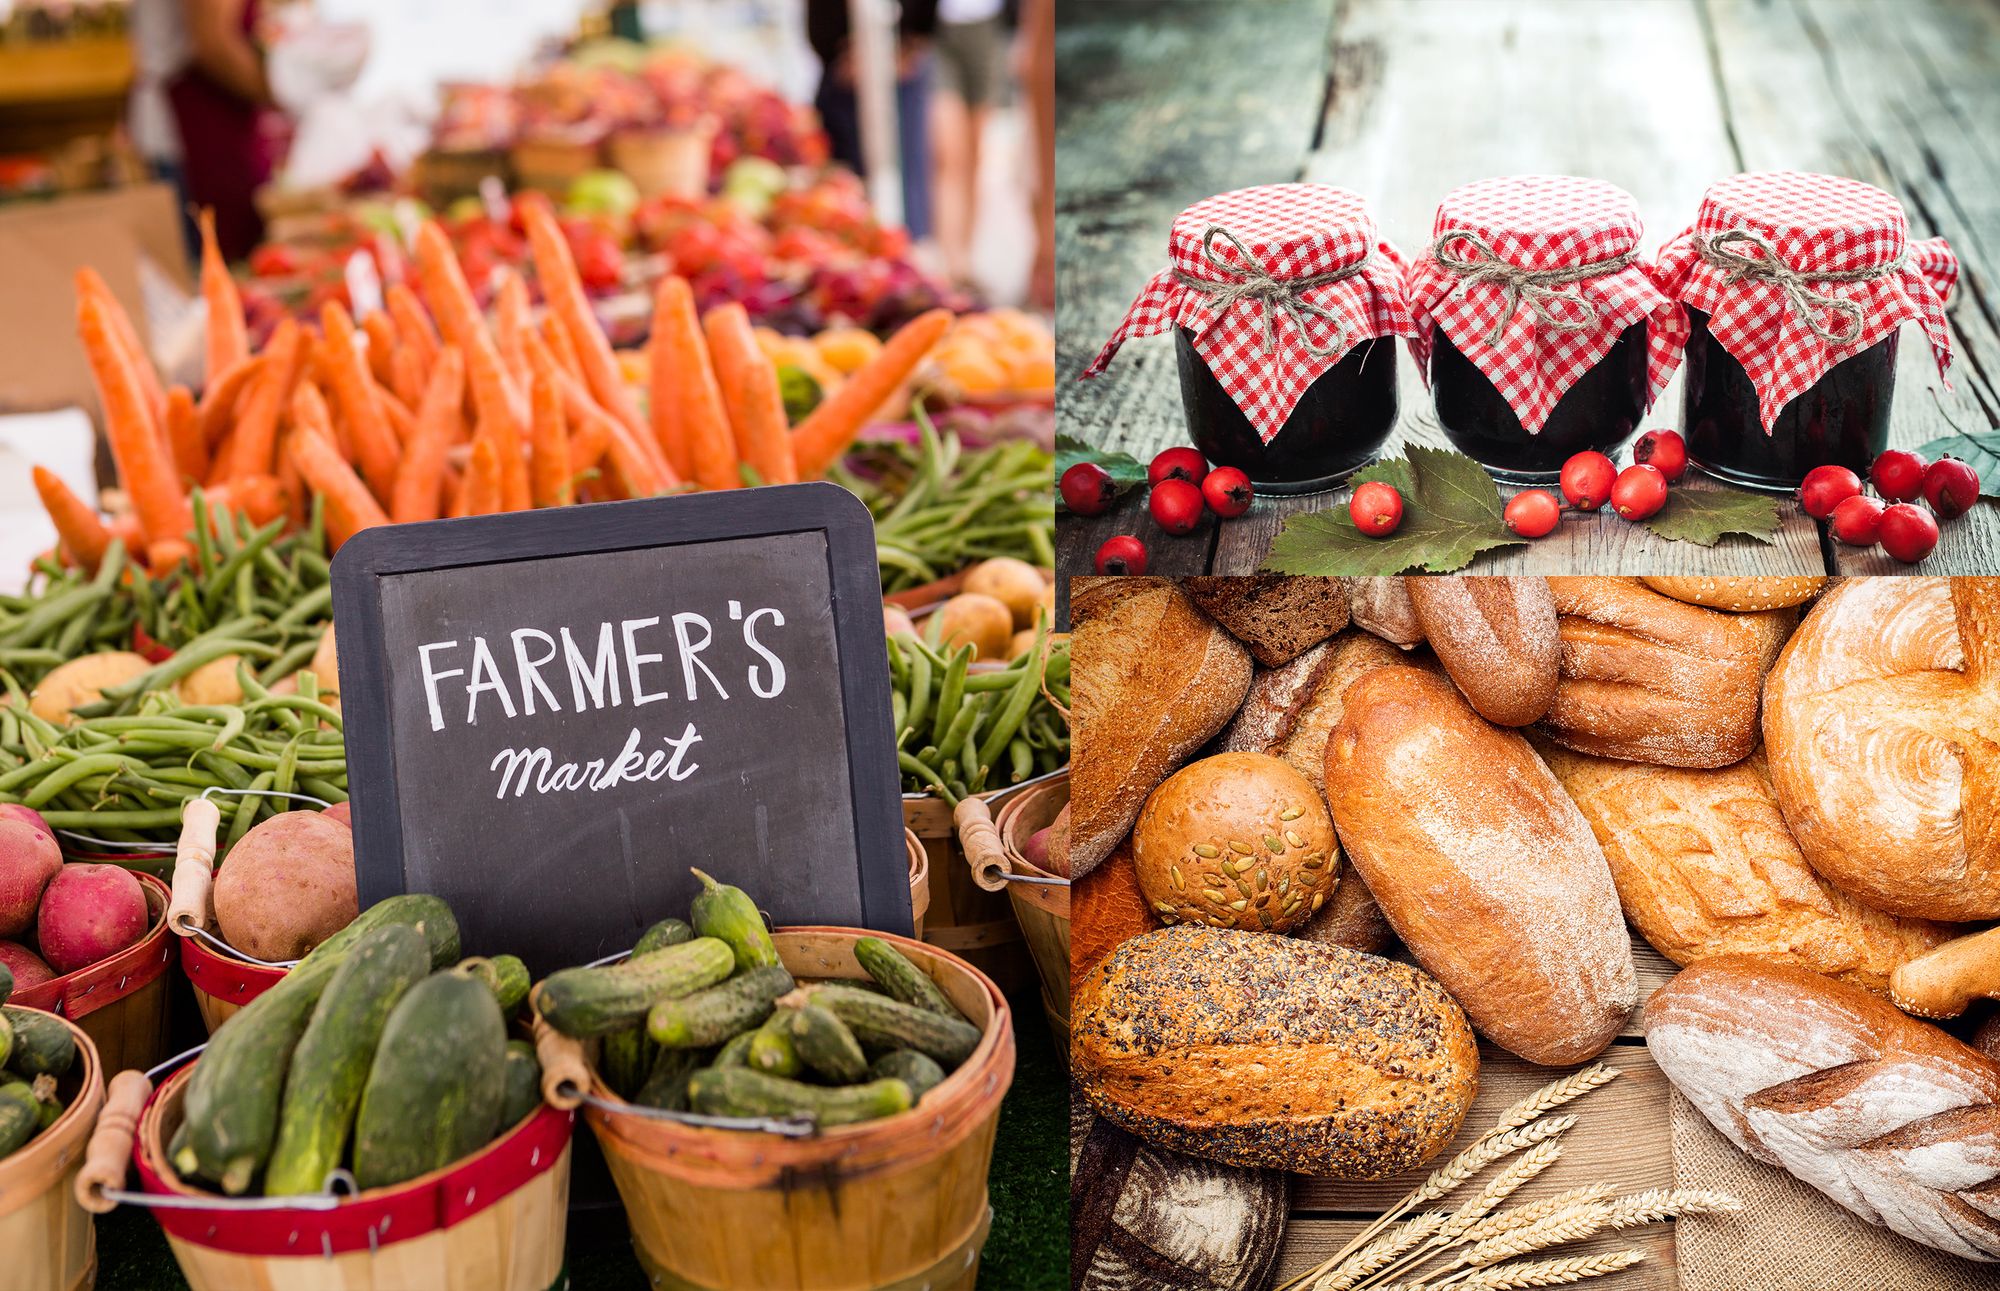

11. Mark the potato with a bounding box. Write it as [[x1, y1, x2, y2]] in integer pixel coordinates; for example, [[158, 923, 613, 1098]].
[[308, 624, 340, 695], [29, 652, 150, 723], [932, 593, 1014, 660], [177, 654, 245, 706], [963, 558, 1048, 629], [883, 604, 918, 638], [214, 812, 358, 961]]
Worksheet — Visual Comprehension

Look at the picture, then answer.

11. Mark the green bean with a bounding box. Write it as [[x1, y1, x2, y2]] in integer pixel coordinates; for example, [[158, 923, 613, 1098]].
[[897, 752, 956, 804], [930, 644, 971, 747], [961, 667, 1025, 692], [224, 771, 276, 851], [902, 641, 932, 741], [890, 688, 908, 734], [274, 584, 332, 628], [1009, 738, 1034, 783], [978, 625, 1045, 772], [297, 776, 346, 805], [78, 637, 278, 716], [256, 636, 320, 686], [0, 583, 108, 649], [37, 808, 189, 828]]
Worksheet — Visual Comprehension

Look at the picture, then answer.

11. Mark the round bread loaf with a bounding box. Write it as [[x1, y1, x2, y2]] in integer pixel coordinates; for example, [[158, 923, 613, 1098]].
[[1072, 926, 1479, 1177], [1405, 575, 1558, 726], [1132, 752, 1339, 934], [1639, 575, 1825, 611]]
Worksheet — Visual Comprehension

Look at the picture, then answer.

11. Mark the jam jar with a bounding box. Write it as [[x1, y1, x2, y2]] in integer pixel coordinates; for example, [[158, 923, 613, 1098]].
[[1656, 171, 1957, 492], [1407, 176, 1681, 485], [1082, 183, 1412, 495]]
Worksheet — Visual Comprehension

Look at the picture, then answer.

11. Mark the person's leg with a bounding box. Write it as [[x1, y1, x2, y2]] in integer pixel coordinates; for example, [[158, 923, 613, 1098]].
[[896, 58, 934, 243], [931, 87, 973, 282]]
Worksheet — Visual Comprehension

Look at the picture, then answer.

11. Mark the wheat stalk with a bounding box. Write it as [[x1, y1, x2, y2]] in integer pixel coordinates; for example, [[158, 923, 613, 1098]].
[[1447, 1208, 1610, 1273], [1460, 1185, 1615, 1243], [1361, 1143, 1566, 1289], [1315, 1212, 1448, 1291], [1488, 1064, 1619, 1136], [1598, 1188, 1743, 1228], [1379, 1250, 1645, 1291]]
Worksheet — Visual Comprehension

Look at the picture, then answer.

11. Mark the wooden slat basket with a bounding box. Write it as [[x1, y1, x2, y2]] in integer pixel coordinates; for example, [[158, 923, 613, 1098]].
[[904, 790, 1037, 1000], [905, 826, 930, 939], [0, 1010, 104, 1291], [955, 773, 1070, 1060], [12, 871, 174, 1075]]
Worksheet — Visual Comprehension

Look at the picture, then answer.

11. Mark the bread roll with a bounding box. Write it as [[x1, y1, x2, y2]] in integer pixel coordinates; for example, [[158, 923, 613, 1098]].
[[1891, 926, 2000, 1020], [1536, 740, 1955, 993], [1073, 926, 1479, 1177], [1326, 665, 1637, 1064], [1344, 577, 1424, 647], [1639, 575, 1825, 611], [1182, 575, 1350, 666], [1215, 639, 1341, 758], [1070, 578, 1252, 877], [1405, 576, 1558, 726], [1539, 576, 1794, 768], [1763, 577, 2000, 921], [1646, 956, 2000, 1262]]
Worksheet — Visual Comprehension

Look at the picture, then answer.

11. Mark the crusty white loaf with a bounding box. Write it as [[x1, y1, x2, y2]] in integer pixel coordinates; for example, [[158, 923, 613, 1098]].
[[1647, 956, 2000, 1262]]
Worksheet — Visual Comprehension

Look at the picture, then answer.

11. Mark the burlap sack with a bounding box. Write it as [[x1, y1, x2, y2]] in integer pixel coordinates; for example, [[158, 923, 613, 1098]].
[[1670, 1089, 1995, 1291]]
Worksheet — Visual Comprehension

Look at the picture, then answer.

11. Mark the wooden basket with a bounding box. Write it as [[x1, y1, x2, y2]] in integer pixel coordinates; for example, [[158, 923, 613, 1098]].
[[905, 790, 1037, 1000], [177, 931, 285, 1033], [0, 1011, 104, 1291], [606, 121, 715, 199], [957, 774, 1070, 1061], [511, 134, 603, 196], [11, 871, 174, 1075], [906, 826, 930, 939], [561, 927, 1015, 1291], [163, 798, 287, 1033]]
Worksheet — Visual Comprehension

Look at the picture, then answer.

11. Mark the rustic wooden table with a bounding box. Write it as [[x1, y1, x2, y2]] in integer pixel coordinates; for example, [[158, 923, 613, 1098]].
[[1055, 0, 2000, 580]]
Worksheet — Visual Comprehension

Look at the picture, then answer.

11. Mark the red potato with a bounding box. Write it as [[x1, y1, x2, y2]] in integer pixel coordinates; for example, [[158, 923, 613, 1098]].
[[214, 812, 358, 961], [0, 804, 54, 844], [0, 819, 62, 938], [37, 863, 150, 974], [0, 941, 54, 993]]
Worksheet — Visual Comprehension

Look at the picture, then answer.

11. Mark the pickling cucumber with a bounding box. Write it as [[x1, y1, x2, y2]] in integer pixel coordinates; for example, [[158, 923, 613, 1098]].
[[0, 1008, 73, 1078], [538, 938, 735, 1037], [785, 1004, 868, 1084], [808, 984, 981, 1067], [633, 919, 694, 955], [711, 1030, 757, 1069], [288, 894, 460, 996], [461, 955, 531, 1015], [689, 869, 779, 971], [498, 1040, 542, 1128], [0, 1011, 10, 1071], [687, 1068, 912, 1127], [0, 1086, 35, 1156], [647, 965, 795, 1048], [869, 1049, 946, 1101], [0, 962, 12, 1007], [180, 984, 319, 1191], [352, 968, 508, 1190], [746, 1012, 801, 1078], [601, 1024, 651, 1098], [854, 938, 963, 1020], [633, 1047, 703, 1111]]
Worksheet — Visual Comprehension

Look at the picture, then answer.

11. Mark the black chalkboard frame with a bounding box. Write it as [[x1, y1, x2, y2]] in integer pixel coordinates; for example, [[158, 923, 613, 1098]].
[[329, 482, 910, 944]]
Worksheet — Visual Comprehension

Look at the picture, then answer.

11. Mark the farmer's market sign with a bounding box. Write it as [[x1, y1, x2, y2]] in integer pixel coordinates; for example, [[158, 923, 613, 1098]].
[[331, 484, 907, 973]]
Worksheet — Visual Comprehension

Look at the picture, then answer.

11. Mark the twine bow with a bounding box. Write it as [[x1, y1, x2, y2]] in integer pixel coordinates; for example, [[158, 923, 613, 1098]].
[[1172, 224, 1369, 358], [1696, 228, 1907, 348], [1429, 231, 1636, 347]]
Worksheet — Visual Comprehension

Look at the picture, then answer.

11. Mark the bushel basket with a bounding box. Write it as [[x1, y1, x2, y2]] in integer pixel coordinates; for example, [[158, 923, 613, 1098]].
[[0, 1010, 105, 1291]]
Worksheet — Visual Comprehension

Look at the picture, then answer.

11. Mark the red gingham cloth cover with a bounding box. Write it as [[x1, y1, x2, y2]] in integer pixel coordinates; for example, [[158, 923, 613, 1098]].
[[1405, 175, 1686, 434], [1654, 171, 1957, 432], [1081, 184, 1413, 442]]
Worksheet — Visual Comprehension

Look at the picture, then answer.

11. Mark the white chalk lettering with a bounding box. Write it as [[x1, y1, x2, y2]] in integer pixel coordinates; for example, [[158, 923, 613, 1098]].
[[561, 624, 621, 710], [743, 608, 786, 698], [511, 629, 563, 716], [465, 637, 516, 725], [622, 617, 672, 706], [418, 641, 462, 732], [673, 613, 727, 700]]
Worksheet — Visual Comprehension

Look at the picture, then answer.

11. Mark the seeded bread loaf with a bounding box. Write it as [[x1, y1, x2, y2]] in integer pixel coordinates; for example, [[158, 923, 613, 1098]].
[[1181, 575, 1350, 667], [1405, 576, 1559, 726], [1072, 926, 1479, 1177]]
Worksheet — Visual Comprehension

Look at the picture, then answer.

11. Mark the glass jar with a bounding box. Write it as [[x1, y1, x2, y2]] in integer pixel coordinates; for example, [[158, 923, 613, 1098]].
[[1431, 321, 1648, 483], [1176, 328, 1398, 494]]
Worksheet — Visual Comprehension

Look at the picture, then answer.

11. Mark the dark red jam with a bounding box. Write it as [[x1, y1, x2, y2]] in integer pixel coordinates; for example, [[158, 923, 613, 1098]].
[[1175, 328, 1398, 494], [1430, 322, 1648, 483], [1680, 307, 1898, 492]]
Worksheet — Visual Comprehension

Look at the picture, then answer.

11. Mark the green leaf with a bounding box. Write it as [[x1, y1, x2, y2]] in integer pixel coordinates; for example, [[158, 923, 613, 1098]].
[[1263, 445, 1523, 574], [1915, 432, 2000, 498], [1054, 433, 1148, 508], [1640, 488, 1781, 546]]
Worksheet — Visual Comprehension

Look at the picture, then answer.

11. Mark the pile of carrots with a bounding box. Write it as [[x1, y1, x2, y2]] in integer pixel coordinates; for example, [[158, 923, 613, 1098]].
[[34, 197, 953, 572]]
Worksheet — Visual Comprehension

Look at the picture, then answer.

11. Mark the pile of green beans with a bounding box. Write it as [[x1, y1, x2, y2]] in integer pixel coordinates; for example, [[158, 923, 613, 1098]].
[[0, 665, 345, 850], [832, 411, 1055, 593], [887, 625, 1069, 805]]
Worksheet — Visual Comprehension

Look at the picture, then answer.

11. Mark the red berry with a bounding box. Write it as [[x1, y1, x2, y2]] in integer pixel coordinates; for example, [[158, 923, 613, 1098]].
[[1504, 490, 1562, 538], [1870, 448, 1927, 503], [1828, 494, 1885, 546], [1632, 430, 1688, 482], [1060, 462, 1116, 516], [1148, 479, 1206, 535], [1797, 464, 1863, 520], [1147, 446, 1209, 488], [1878, 503, 1939, 564], [1349, 481, 1404, 537], [1094, 534, 1148, 575], [1201, 466, 1253, 519], [1558, 452, 1616, 511], [1610, 463, 1669, 520], [1921, 456, 1981, 522]]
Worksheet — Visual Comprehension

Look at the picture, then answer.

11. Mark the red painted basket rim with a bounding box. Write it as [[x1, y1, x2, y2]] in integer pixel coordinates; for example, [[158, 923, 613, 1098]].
[[177, 925, 289, 1008], [10, 871, 174, 1021]]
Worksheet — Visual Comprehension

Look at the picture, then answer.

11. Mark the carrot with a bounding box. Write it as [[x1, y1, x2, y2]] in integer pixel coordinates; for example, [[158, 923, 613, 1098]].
[[647, 277, 690, 480], [228, 318, 305, 479], [519, 200, 647, 442], [393, 346, 465, 523], [276, 442, 307, 528], [147, 538, 193, 572], [208, 474, 287, 527], [412, 220, 522, 423], [319, 302, 401, 503], [75, 267, 167, 442], [493, 268, 533, 377], [542, 314, 586, 384], [164, 385, 207, 485], [206, 432, 236, 488], [703, 303, 796, 486], [198, 209, 249, 381], [461, 437, 503, 515], [198, 353, 265, 447], [31, 466, 111, 571], [361, 310, 399, 388], [78, 293, 191, 547], [390, 343, 426, 412], [386, 282, 440, 375], [526, 348, 573, 508], [290, 380, 334, 438], [791, 309, 952, 478], [288, 427, 389, 549], [464, 334, 531, 510], [649, 277, 736, 490]]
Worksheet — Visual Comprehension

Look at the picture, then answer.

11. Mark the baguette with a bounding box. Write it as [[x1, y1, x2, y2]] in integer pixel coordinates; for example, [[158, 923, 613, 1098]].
[[1639, 575, 1825, 611], [1405, 575, 1559, 726]]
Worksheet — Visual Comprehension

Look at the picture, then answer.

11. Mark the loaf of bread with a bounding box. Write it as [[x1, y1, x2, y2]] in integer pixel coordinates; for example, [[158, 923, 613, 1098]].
[[1072, 926, 1478, 1177], [1217, 630, 1409, 794], [1070, 578, 1252, 877], [1763, 577, 2000, 921], [1646, 956, 2000, 1262], [1639, 575, 1825, 611], [1344, 578, 1424, 647], [1538, 577, 1794, 768], [1326, 665, 1637, 1065], [1293, 866, 1396, 955], [1536, 740, 1955, 993], [1182, 575, 1349, 666], [1073, 835, 1156, 981], [1405, 576, 1559, 726]]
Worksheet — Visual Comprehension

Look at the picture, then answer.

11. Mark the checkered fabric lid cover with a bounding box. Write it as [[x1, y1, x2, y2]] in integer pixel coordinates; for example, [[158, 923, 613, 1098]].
[[1405, 175, 1686, 434], [1654, 171, 1958, 432], [1081, 184, 1413, 442]]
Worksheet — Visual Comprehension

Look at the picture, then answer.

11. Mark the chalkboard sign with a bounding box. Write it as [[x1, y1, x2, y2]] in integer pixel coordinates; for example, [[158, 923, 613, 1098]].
[[329, 484, 908, 975]]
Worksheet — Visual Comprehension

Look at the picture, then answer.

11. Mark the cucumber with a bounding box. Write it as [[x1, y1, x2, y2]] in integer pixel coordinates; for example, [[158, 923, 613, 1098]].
[[0, 1011, 10, 1070], [785, 1004, 867, 1083], [288, 894, 461, 996], [352, 968, 508, 1190], [460, 955, 531, 1015], [537, 938, 735, 1038], [633, 1047, 703, 1110], [601, 1025, 651, 1098], [647, 965, 795, 1049], [498, 1040, 542, 1128], [687, 1068, 912, 1127], [746, 1012, 801, 1078], [265, 924, 431, 1196], [689, 869, 779, 971], [712, 1030, 757, 1069], [0, 1087, 34, 1156], [634, 919, 694, 955], [180, 983, 320, 1191], [854, 937, 964, 1020], [2, 1008, 75, 1078], [808, 984, 981, 1067], [0, 962, 11, 1006], [869, 1050, 946, 1101]]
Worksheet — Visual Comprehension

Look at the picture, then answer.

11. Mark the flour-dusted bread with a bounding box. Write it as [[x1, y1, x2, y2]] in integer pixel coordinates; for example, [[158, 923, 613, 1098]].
[[1326, 665, 1637, 1065], [1182, 575, 1350, 666], [1763, 577, 2000, 922], [1646, 955, 2000, 1262], [1344, 577, 1425, 648], [1070, 578, 1253, 877], [1072, 926, 1478, 1177], [1217, 630, 1409, 795], [1405, 576, 1559, 726], [1536, 740, 1956, 993]]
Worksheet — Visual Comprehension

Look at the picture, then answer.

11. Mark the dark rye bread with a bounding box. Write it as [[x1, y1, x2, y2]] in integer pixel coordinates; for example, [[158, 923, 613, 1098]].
[[1072, 926, 1479, 1177], [1182, 575, 1350, 667]]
